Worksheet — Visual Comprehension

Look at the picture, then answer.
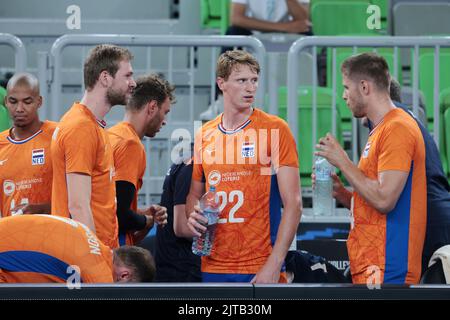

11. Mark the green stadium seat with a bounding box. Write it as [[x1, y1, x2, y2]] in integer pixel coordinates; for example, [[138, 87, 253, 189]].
[[311, 0, 388, 33], [201, 0, 230, 34], [311, 1, 380, 36], [277, 86, 342, 186], [0, 86, 10, 132], [441, 88, 450, 177], [418, 50, 450, 123], [444, 108, 450, 179]]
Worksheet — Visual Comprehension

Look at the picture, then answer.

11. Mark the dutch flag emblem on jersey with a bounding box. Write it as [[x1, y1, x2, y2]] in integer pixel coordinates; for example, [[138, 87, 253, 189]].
[[241, 142, 255, 158], [32, 149, 45, 165]]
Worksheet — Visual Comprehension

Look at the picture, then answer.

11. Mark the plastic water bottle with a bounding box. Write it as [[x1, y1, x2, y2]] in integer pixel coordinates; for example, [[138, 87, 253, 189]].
[[192, 186, 220, 256], [313, 156, 333, 216]]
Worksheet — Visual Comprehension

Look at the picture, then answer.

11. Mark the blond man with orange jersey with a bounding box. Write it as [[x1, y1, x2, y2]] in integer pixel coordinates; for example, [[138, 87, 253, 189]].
[[51, 45, 136, 249], [186, 50, 303, 283], [109, 74, 174, 245], [0, 73, 56, 217]]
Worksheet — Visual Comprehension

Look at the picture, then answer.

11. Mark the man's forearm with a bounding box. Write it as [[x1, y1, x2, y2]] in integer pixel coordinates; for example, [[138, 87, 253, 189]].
[[286, 0, 309, 21], [69, 203, 96, 233], [339, 158, 390, 213], [185, 193, 200, 219], [268, 202, 301, 268], [66, 173, 96, 231], [335, 186, 353, 209], [232, 15, 287, 32]]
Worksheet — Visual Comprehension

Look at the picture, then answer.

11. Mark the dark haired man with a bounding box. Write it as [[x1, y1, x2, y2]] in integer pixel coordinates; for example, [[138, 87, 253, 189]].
[[108, 74, 175, 246]]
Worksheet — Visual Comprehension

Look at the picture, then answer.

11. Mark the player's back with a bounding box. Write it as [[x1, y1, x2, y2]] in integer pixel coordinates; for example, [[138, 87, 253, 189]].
[[0, 215, 113, 283]]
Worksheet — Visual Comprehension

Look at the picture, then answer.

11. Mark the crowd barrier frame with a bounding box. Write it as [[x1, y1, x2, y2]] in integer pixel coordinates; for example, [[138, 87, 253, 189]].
[[287, 36, 450, 160], [0, 33, 27, 73], [47, 34, 266, 121]]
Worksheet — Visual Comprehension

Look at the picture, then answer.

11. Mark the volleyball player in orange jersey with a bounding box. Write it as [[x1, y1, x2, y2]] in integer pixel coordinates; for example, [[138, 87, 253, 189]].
[[0, 72, 56, 217], [51, 45, 136, 249], [109, 74, 173, 245], [315, 53, 426, 284], [187, 50, 303, 283]]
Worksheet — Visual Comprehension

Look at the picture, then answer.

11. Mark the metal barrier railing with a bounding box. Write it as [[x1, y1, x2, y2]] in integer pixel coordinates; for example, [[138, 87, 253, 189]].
[[42, 34, 266, 207], [47, 34, 266, 121], [0, 33, 27, 73], [287, 36, 450, 162]]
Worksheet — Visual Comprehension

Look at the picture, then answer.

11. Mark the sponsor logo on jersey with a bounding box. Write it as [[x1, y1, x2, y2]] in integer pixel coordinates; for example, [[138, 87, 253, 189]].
[[362, 142, 371, 158], [32, 149, 45, 165], [3, 180, 15, 196], [208, 170, 221, 186], [241, 142, 255, 158]]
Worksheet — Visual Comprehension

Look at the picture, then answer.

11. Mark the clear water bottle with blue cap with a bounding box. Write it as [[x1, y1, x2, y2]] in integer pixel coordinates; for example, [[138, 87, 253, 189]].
[[192, 185, 220, 256]]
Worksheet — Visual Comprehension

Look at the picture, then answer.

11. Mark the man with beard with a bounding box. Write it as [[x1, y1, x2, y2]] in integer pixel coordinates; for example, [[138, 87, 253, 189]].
[[108, 74, 174, 246], [0, 72, 56, 216], [51, 44, 136, 249], [314, 53, 426, 284]]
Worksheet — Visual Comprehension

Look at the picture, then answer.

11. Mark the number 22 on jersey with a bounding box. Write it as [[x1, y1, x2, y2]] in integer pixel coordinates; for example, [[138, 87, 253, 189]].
[[216, 190, 244, 224]]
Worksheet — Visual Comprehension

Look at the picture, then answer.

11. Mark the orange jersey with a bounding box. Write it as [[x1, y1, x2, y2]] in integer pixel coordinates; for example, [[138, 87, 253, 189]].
[[108, 121, 146, 245], [51, 103, 118, 249], [0, 214, 113, 283], [349, 108, 427, 284], [192, 108, 299, 274], [0, 121, 56, 217]]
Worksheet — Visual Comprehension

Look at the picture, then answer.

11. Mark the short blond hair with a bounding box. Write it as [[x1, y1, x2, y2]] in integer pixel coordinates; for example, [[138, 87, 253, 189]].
[[216, 50, 260, 80]]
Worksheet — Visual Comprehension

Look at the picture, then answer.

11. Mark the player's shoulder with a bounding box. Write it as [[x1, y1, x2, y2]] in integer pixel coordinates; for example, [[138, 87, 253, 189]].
[[109, 123, 142, 148], [41, 120, 58, 133], [386, 108, 421, 134], [116, 135, 143, 155], [201, 115, 222, 131], [59, 103, 98, 130], [253, 108, 291, 131], [107, 121, 123, 134], [57, 114, 98, 140]]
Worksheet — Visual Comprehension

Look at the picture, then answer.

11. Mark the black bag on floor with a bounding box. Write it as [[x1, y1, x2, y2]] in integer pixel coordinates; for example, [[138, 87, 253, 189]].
[[285, 250, 351, 283]]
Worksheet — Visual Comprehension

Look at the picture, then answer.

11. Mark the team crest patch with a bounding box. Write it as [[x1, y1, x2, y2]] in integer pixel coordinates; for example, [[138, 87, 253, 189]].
[[208, 170, 221, 186], [362, 142, 371, 158], [3, 180, 15, 196], [241, 142, 255, 158], [32, 149, 45, 165]]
